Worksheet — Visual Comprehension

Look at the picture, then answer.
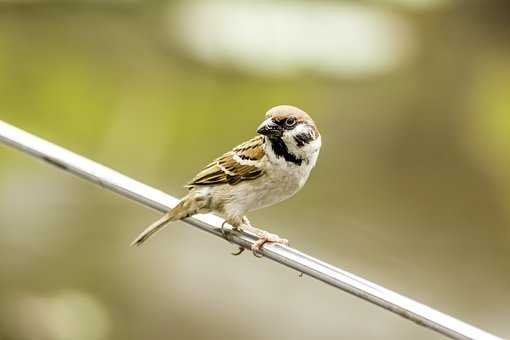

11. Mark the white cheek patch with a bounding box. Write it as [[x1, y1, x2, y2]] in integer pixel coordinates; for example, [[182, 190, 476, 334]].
[[288, 127, 321, 158], [287, 124, 315, 146], [283, 124, 307, 143], [293, 123, 310, 136]]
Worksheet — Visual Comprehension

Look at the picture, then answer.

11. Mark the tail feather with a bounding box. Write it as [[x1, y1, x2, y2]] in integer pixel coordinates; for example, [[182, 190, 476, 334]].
[[130, 212, 174, 247], [131, 196, 205, 247]]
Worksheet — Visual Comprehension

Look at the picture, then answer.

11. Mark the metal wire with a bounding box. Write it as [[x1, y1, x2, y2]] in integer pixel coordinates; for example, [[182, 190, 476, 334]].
[[0, 120, 501, 340]]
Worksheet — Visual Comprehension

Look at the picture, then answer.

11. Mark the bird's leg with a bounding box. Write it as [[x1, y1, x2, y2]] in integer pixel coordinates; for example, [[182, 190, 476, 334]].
[[241, 216, 253, 229], [222, 218, 245, 256], [240, 216, 289, 256]]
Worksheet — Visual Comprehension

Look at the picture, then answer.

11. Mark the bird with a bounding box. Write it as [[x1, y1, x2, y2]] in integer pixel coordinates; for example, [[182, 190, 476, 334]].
[[131, 105, 321, 254]]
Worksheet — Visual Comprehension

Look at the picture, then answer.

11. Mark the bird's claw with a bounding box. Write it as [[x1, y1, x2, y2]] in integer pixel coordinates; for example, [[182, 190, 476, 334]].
[[231, 246, 245, 256], [220, 221, 229, 238], [221, 222, 246, 255], [250, 233, 288, 257]]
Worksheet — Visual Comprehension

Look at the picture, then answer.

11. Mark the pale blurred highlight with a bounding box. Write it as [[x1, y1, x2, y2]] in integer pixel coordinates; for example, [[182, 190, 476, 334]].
[[173, 1, 416, 77]]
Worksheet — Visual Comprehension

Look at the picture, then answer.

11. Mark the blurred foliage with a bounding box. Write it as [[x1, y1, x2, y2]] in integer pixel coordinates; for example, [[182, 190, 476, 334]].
[[0, 1, 509, 339]]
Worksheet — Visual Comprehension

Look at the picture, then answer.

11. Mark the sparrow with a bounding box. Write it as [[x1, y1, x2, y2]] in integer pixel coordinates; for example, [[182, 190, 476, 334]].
[[131, 105, 321, 253]]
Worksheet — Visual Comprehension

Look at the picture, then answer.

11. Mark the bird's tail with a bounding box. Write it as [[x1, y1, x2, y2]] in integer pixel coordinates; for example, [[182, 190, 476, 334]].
[[130, 197, 200, 247]]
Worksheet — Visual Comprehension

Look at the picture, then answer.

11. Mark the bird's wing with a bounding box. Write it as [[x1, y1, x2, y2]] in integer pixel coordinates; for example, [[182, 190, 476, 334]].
[[187, 136, 266, 187]]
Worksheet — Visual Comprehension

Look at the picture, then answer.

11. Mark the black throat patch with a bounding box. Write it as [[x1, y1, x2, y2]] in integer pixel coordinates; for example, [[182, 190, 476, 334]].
[[269, 137, 303, 166]]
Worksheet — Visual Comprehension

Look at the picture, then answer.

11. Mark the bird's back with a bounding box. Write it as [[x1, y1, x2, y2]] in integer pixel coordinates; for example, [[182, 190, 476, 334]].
[[186, 136, 266, 188]]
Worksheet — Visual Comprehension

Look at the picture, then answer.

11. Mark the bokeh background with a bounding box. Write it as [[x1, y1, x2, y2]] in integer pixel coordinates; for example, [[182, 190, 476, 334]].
[[1, 0, 509, 339]]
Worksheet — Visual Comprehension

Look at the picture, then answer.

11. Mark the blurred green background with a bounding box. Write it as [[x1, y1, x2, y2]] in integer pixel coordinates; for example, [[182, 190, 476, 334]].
[[1, 0, 509, 339]]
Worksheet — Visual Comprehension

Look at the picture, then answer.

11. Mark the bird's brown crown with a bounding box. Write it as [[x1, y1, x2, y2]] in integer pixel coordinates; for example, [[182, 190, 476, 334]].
[[265, 105, 313, 123]]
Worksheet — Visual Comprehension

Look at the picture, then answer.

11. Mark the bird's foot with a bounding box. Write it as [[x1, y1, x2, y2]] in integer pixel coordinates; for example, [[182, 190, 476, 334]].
[[220, 221, 246, 255], [222, 218, 288, 257], [251, 232, 288, 257]]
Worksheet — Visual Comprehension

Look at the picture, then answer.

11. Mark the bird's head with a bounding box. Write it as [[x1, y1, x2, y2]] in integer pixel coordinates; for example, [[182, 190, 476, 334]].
[[257, 105, 321, 162]]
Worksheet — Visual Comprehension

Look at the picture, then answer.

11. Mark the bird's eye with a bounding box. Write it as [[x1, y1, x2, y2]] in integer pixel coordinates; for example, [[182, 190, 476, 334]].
[[285, 117, 296, 128]]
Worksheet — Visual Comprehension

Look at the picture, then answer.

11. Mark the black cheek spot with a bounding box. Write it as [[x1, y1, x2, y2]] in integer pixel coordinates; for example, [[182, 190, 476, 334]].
[[293, 132, 314, 147]]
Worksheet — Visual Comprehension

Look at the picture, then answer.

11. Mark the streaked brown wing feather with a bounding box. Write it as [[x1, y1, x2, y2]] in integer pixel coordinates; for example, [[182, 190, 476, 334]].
[[187, 136, 265, 187]]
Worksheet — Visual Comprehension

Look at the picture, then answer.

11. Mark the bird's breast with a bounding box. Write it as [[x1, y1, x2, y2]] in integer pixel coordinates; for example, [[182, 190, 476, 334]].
[[207, 150, 318, 219], [243, 157, 313, 210]]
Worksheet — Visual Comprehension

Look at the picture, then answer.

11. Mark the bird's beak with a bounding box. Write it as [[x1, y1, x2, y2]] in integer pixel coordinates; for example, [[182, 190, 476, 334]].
[[257, 119, 282, 137]]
